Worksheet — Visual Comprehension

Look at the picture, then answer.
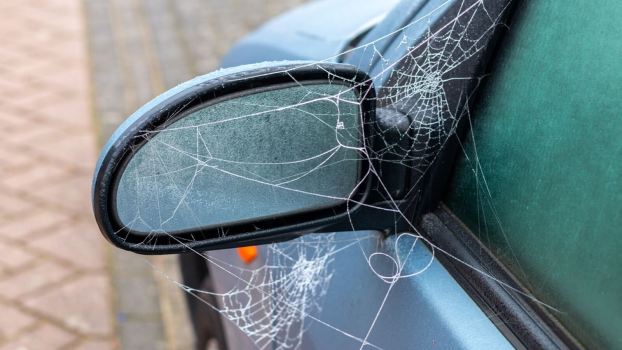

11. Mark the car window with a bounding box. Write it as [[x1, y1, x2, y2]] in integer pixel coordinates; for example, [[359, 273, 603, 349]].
[[445, 2, 622, 349]]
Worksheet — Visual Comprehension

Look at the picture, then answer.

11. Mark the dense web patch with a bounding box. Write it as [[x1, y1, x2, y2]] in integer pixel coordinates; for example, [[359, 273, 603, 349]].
[[187, 234, 338, 350], [109, 1, 539, 349]]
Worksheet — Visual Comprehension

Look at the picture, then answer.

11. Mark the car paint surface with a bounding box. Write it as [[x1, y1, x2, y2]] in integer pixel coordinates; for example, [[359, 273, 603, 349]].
[[221, 0, 400, 67], [208, 1, 513, 349]]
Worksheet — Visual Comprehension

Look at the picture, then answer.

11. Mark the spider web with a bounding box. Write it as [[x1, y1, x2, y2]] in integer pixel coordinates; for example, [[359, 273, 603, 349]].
[[106, 1, 538, 349], [188, 234, 338, 350]]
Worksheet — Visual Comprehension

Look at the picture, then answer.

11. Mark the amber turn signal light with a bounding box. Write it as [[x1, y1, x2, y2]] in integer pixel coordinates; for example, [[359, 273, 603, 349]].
[[236, 245, 258, 264]]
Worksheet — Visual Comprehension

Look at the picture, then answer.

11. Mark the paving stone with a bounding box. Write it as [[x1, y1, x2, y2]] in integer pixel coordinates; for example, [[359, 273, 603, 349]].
[[2, 123, 61, 150], [110, 250, 155, 277], [0, 147, 33, 174], [0, 191, 35, 218], [114, 270, 162, 318], [35, 97, 92, 130], [74, 339, 119, 350], [0, 210, 73, 241], [0, 75, 38, 101], [0, 323, 76, 350], [0, 303, 36, 340], [0, 260, 74, 300], [117, 319, 166, 350], [28, 220, 107, 270], [28, 133, 97, 171], [0, 163, 68, 192], [0, 241, 34, 274], [23, 275, 113, 336]]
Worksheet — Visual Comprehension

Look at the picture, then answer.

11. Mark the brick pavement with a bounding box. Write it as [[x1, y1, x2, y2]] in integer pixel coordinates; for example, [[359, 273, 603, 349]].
[[0, 0, 308, 348], [0, 0, 116, 349], [1, 0, 310, 347], [84, 1, 305, 349]]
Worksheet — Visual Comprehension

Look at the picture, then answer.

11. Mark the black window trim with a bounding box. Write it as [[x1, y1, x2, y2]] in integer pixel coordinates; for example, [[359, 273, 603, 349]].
[[371, 1, 585, 347], [418, 205, 584, 349]]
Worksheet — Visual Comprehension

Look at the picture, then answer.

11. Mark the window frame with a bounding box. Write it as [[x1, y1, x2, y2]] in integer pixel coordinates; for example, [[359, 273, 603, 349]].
[[408, 3, 588, 347], [379, 1, 589, 348], [418, 206, 583, 349]]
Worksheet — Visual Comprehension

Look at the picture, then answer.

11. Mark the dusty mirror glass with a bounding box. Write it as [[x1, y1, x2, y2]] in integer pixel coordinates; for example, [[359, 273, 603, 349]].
[[114, 84, 363, 234]]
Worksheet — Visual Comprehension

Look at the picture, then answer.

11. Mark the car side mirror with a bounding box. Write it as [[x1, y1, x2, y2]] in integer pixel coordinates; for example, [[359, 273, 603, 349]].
[[92, 62, 376, 253]]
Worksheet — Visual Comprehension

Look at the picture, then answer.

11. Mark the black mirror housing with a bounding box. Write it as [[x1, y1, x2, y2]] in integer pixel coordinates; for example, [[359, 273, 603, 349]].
[[92, 61, 376, 254]]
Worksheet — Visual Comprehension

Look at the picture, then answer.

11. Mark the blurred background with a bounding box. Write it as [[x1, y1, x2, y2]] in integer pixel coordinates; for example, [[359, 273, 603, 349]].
[[0, 0, 303, 349]]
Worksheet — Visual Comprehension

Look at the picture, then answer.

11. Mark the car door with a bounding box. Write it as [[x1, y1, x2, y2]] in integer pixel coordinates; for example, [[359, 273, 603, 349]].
[[92, 0, 619, 349], [204, 0, 523, 349], [439, 2, 622, 349]]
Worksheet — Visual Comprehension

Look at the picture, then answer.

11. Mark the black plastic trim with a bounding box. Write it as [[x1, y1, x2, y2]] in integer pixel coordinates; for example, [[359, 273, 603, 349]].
[[365, 1, 584, 348], [419, 206, 583, 350], [93, 63, 377, 254]]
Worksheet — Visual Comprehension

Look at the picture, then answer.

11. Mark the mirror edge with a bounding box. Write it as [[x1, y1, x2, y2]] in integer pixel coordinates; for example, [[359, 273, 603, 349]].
[[92, 60, 376, 254]]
